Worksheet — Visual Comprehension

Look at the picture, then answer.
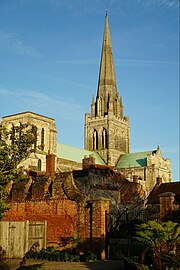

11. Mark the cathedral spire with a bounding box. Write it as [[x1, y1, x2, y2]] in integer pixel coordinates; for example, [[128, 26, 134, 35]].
[[85, 14, 130, 165], [96, 13, 119, 116]]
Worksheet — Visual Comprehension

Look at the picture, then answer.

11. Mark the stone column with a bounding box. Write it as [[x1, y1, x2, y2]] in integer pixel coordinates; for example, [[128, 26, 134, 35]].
[[89, 198, 110, 259]]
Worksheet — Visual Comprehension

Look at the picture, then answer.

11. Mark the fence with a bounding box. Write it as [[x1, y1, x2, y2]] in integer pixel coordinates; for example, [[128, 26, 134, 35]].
[[0, 220, 47, 258]]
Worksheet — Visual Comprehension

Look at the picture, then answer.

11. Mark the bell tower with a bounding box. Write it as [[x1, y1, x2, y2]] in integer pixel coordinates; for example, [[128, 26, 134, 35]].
[[84, 13, 130, 165]]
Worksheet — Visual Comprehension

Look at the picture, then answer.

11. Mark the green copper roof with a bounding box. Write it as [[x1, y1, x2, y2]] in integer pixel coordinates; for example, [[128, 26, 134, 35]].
[[57, 143, 106, 165], [116, 151, 153, 168]]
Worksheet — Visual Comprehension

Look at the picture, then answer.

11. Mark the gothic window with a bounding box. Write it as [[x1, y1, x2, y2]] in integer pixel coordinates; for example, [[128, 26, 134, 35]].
[[102, 128, 108, 149], [93, 129, 98, 150], [41, 128, 45, 150], [31, 125, 37, 150], [38, 159, 41, 171]]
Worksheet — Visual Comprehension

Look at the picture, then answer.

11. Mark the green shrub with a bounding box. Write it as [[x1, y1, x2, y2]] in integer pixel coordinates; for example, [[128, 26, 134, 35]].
[[136, 264, 149, 270], [124, 256, 150, 270], [83, 251, 97, 262], [73, 254, 80, 262], [46, 246, 55, 253], [26, 246, 97, 262], [62, 251, 70, 262]]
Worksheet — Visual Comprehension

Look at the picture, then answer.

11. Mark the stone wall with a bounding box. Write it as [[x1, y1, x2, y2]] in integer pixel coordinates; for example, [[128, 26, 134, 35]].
[[2, 112, 57, 172], [119, 148, 172, 196]]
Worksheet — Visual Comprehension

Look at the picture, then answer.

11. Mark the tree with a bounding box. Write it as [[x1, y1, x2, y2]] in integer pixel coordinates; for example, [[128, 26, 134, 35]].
[[0, 122, 37, 185], [0, 186, 9, 220], [0, 122, 37, 219], [135, 220, 180, 270]]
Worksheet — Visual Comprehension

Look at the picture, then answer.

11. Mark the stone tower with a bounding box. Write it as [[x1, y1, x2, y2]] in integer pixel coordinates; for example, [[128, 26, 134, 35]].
[[85, 14, 130, 165]]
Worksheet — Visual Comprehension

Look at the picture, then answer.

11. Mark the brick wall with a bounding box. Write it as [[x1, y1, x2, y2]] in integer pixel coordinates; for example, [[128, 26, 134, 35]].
[[159, 192, 175, 221], [46, 154, 56, 180], [83, 198, 110, 259], [4, 199, 77, 246]]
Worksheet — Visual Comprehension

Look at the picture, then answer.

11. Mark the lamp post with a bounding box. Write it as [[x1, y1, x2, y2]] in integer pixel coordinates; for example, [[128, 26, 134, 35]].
[[85, 201, 93, 248]]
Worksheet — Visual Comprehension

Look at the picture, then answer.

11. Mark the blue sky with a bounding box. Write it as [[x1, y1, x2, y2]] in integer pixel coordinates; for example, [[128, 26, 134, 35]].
[[0, 0, 179, 180]]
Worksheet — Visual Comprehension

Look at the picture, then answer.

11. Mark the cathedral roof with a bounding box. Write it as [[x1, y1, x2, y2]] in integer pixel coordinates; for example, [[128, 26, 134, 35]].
[[116, 151, 153, 168], [57, 143, 105, 165]]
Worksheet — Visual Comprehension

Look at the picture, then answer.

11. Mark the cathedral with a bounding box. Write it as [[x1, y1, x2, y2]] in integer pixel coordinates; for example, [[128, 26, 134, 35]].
[[2, 14, 171, 195]]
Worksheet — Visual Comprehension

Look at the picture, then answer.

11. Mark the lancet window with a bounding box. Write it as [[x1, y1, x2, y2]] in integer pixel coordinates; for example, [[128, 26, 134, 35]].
[[92, 129, 98, 150]]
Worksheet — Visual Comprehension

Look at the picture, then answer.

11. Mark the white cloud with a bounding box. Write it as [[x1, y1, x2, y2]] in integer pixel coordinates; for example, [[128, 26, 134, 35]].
[[0, 29, 41, 58]]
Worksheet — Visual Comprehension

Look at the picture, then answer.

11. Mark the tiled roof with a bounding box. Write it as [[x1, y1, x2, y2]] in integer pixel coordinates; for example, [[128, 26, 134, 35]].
[[56, 143, 106, 165], [147, 182, 180, 204], [116, 151, 153, 168]]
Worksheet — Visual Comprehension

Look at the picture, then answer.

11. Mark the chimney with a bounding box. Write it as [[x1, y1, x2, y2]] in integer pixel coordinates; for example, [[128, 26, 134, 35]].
[[156, 176, 162, 185], [46, 153, 56, 180], [82, 155, 95, 170], [159, 192, 175, 221]]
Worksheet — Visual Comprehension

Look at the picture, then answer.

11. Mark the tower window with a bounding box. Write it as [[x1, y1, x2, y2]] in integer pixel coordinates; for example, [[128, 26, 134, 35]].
[[41, 128, 45, 150], [93, 130, 98, 150], [102, 128, 108, 149]]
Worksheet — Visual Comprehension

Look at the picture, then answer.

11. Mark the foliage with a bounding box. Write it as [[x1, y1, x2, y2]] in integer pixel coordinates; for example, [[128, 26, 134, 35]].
[[60, 231, 82, 251], [0, 123, 37, 185], [161, 253, 180, 269], [82, 251, 97, 262], [0, 186, 10, 220], [161, 221, 180, 253], [135, 221, 165, 248], [135, 220, 180, 252], [123, 256, 150, 270], [26, 246, 97, 262], [134, 220, 180, 270], [0, 123, 37, 218]]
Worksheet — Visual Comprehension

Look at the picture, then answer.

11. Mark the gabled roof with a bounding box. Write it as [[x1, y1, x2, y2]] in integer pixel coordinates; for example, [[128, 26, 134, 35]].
[[57, 143, 106, 165], [2, 111, 54, 121], [147, 181, 180, 205], [116, 151, 153, 168]]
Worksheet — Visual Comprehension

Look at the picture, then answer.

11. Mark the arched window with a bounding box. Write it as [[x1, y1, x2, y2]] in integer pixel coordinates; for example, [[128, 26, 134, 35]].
[[93, 130, 98, 150], [38, 159, 41, 171], [102, 128, 108, 149], [41, 128, 45, 150]]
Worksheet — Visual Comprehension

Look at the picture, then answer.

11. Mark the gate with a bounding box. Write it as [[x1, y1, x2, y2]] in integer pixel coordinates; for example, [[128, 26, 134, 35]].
[[28, 221, 46, 250], [0, 220, 47, 258], [106, 208, 159, 259]]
